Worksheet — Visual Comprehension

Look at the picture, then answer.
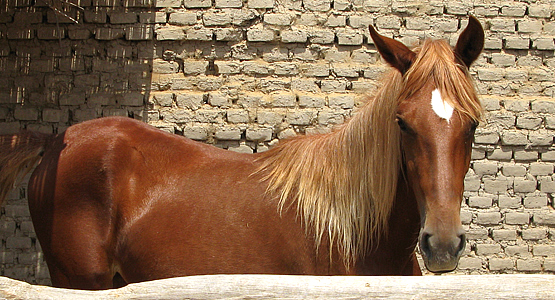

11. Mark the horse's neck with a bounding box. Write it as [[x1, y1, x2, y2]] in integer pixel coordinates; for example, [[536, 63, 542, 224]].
[[355, 170, 421, 275]]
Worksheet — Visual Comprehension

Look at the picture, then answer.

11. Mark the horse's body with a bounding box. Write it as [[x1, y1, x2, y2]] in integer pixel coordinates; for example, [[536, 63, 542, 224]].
[[0, 17, 484, 289]]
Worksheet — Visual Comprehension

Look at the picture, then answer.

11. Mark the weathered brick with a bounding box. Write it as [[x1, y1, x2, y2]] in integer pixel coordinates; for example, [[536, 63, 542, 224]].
[[156, 27, 186, 40], [522, 228, 548, 241], [336, 30, 363, 45], [514, 179, 537, 193], [208, 92, 230, 108], [110, 12, 137, 24], [476, 244, 502, 256], [215, 0, 242, 8], [516, 259, 542, 272], [246, 127, 273, 141], [501, 131, 528, 146], [483, 178, 511, 194], [175, 92, 204, 110], [505, 212, 530, 225], [247, 0, 274, 8], [281, 29, 307, 43], [215, 28, 243, 41], [489, 19, 515, 32], [14, 107, 39, 121], [533, 212, 555, 225], [534, 38, 555, 51], [215, 127, 242, 140], [170, 12, 198, 25], [501, 164, 526, 177], [183, 0, 211, 8], [473, 162, 498, 175], [489, 258, 514, 271], [457, 257, 482, 270], [492, 229, 517, 241], [299, 94, 325, 108], [6, 237, 32, 249], [375, 15, 401, 30], [186, 28, 213, 41], [184, 125, 208, 140], [476, 212, 502, 225], [246, 28, 276, 42], [226, 109, 249, 123], [303, 0, 331, 11], [523, 195, 547, 208], [468, 196, 492, 209], [286, 110, 316, 125], [514, 150, 539, 162], [529, 131, 553, 147]]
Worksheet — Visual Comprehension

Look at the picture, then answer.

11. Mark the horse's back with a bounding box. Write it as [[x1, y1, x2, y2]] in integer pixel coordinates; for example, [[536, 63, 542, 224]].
[[28, 117, 322, 287]]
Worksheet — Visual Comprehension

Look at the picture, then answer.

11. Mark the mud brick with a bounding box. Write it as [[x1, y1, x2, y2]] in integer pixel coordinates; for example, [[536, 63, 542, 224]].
[[246, 28, 276, 42], [215, 0, 242, 8], [516, 259, 542, 272], [532, 100, 555, 113], [215, 28, 243, 41], [473, 162, 498, 175], [42, 109, 65, 123], [489, 258, 514, 271], [156, 26, 186, 40], [208, 92, 230, 108], [156, 0, 182, 7], [476, 244, 502, 256], [468, 196, 493, 209], [170, 12, 198, 25], [215, 127, 242, 140], [95, 27, 125, 40], [6, 237, 32, 249], [183, 0, 211, 7], [281, 30, 308, 43], [186, 28, 213, 41], [246, 127, 272, 141], [226, 109, 249, 123], [505, 212, 530, 225], [303, 0, 331, 11], [524, 195, 548, 209], [125, 25, 154, 40], [492, 229, 517, 241], [172, 86, 207, 105], [183, 125, 208, 140], [522, 228, 548, 241], [514, 180, 537, 193], [514, 150, 539, 162], [247, 0, 274, 8], [457, 257, 483, 270], [505, 37, 530, 50], [476, 212, 502, 225], [533, 212, 555, 225], [505, 245, 530, 257], [530, 163, 554, 176], [534, 38, 555, 50], [375, 15, 401, 30]]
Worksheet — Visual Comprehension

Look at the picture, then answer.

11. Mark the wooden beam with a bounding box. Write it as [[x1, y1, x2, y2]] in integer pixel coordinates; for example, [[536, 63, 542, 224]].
[[0, 274, 553, 299]]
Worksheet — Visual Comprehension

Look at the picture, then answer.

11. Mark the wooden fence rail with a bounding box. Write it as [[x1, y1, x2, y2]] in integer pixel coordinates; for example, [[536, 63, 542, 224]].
[[0, 274, 553, 300]]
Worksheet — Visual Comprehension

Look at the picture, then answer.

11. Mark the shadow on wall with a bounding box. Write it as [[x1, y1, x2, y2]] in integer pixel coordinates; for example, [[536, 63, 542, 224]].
[[0, 0, 155, 284]]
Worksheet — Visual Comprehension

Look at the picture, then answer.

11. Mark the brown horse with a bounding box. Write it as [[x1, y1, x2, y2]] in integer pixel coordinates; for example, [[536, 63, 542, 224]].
[[0, 17, 484, 290]]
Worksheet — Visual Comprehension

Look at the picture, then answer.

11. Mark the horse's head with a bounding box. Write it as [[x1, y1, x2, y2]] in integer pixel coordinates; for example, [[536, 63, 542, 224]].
[[369, 16, 484, 273]]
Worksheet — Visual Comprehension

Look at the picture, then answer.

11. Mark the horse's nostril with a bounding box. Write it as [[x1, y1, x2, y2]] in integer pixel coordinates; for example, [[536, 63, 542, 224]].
[[456, 233, 466, 255], [420, 232, 432, 257]]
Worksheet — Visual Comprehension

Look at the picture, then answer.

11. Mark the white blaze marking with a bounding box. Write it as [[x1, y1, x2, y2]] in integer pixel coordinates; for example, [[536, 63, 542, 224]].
[[431, 89, 454, 123]]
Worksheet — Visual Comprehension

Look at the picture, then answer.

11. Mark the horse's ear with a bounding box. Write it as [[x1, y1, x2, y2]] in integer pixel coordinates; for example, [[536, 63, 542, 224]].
[[369, 25, 416, 75], [454, 16, 484, 68]]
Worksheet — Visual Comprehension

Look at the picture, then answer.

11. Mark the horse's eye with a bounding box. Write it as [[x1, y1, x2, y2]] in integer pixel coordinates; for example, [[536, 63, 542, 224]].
[[396, 117, 409, 132]]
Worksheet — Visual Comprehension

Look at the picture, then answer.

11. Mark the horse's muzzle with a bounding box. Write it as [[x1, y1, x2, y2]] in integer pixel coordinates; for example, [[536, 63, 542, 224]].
[[419, 229, 466, 273]]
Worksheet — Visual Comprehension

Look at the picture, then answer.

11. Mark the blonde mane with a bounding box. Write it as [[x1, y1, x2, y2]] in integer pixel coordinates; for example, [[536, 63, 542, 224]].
[[257, 39, 483, 267]]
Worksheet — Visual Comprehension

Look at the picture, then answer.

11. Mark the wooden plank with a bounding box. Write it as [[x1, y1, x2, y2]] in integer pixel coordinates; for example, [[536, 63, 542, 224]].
[[0, 274, 553, 299]]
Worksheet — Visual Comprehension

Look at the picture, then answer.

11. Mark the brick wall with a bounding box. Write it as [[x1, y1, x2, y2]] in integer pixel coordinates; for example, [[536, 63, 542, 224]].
[[0, 0, 554, 284]]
